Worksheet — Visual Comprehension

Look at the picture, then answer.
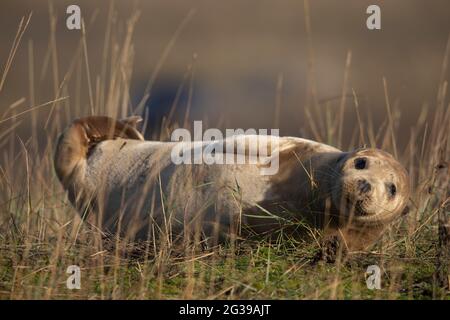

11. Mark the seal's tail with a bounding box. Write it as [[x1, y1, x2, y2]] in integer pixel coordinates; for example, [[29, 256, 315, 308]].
[[54, 116, 144, 187]]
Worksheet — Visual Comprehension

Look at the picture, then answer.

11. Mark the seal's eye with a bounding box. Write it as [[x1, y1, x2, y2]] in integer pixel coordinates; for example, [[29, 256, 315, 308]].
[[387, 183, 397, 197], [354, 157, 367, 170]]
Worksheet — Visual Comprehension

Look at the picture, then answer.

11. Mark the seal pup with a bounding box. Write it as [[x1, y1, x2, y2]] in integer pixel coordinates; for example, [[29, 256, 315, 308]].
[[54, 116, 410, 251]]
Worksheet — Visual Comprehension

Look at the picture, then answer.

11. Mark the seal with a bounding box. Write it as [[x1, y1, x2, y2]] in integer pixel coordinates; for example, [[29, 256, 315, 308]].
[[53, 116, 144, 209], [54, 116, 410, 251]]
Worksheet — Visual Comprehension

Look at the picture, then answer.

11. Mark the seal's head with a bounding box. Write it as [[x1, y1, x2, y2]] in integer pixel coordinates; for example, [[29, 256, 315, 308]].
[[332, 148, 410, 225]]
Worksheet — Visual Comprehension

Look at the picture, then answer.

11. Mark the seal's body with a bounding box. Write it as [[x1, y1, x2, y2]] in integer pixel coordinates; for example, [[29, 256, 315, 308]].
[[54, 116, 410, 250]]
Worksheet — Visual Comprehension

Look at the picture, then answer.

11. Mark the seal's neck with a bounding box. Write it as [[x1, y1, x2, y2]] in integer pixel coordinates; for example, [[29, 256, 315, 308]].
[[263, 150, 348, 229], [311, 152, 348, 197], [271, 151, 346, 201]]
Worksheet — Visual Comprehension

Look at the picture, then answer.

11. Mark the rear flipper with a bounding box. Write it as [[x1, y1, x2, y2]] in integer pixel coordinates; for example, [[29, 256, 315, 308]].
[[54, 115, 144, 188]]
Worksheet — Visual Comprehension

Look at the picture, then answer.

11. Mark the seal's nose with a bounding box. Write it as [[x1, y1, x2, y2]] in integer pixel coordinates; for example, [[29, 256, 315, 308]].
[[357, 179, 372, 194]]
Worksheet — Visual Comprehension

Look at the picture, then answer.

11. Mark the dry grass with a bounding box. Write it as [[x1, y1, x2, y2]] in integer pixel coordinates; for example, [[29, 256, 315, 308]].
[[0, 5, 449, 300]]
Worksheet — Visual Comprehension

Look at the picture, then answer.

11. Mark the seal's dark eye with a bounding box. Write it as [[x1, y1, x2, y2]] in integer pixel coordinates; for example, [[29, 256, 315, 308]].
[[388, 183, 397, 197], [354, 157, 367, 170]]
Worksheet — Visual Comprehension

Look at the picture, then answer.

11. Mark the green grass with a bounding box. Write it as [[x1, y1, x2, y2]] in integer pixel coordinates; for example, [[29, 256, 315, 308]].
[[0, 218, 447, 299]]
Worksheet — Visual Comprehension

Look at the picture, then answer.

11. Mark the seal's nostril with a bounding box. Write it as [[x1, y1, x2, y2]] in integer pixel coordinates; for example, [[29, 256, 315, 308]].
[[358, 179, 371, 193]]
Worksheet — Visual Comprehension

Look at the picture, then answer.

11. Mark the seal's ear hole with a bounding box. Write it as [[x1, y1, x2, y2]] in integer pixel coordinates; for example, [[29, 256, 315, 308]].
[[336, 154, 346, 163], [401, 205, 410, 216], [354, 157, 367, 170]]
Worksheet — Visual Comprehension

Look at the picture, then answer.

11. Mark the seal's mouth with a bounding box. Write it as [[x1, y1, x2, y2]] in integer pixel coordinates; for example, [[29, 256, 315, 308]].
[[343, 195, 400, 225], [354, 200, 367, 216], [344, 196, 374, 217]]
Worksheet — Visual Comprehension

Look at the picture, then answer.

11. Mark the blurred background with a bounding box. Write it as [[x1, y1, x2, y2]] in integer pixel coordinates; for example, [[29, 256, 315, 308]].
[[0, 0, 449, 149]]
